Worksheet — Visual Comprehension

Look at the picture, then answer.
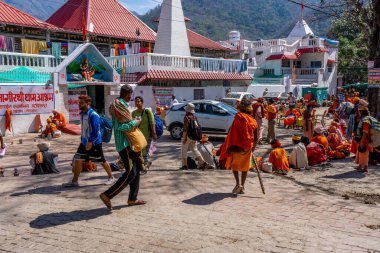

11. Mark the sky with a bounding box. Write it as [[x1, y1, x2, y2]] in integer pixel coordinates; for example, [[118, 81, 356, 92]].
[[120, 0, 162, 14]]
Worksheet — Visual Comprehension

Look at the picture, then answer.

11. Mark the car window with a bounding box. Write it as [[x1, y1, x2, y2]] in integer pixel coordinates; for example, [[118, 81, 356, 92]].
[[193, 103, 204, 113], [203, 104, 228, 116], [218, 102, 237, 115], [226, 93, 241, 99]]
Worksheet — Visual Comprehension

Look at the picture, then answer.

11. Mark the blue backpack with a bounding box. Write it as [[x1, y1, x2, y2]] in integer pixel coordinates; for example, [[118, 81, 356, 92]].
[[99, 115, 113, 143], [144, 109, 164, 139], [154, 115, 164, 138]]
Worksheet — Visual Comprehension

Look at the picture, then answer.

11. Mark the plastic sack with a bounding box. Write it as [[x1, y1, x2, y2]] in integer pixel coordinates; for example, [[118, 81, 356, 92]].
[[0, 144, 7, 158], [148, 141, 157, 157]]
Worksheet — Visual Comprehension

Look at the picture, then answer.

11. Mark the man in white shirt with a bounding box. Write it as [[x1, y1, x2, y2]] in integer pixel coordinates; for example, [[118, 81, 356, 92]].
[[170, 95, 179, 107]]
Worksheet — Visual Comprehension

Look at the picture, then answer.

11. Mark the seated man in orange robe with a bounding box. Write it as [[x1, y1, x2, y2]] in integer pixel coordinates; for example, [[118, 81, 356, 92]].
[[42, 118, 61, 138], [284, 104, 301, 129], [52, 110, 67, 128], [269, 139, 290, 175], [311, 127, 329, 153], [327, 126, 351, 159]]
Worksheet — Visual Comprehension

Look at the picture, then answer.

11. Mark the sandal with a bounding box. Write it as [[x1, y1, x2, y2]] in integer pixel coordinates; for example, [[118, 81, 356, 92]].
[[238, 186, 245, 194], [128, 200, 146, 206], [232, 185, 242, 194], [99, 193, 113, 210]]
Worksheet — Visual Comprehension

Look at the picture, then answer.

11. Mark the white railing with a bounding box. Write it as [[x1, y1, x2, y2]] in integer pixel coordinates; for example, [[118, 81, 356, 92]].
[[243, 39, 287, 49], [282, 68, 320, 77], [107, 53, 248, 74], [299, 38, 325, 48], [0, 51, 63, 71]]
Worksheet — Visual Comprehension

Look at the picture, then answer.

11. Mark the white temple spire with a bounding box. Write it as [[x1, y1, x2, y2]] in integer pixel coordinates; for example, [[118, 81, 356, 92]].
[[154, 0, 191, 56]]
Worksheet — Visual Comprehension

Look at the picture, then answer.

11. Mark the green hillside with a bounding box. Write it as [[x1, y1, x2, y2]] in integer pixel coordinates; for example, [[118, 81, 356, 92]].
[[140, 0, 332, 41], [3, 0, 331, 41]]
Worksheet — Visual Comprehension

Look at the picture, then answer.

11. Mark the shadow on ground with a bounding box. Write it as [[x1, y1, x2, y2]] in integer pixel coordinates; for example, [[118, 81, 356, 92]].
[[322, 170, 366, 180], [29, 206, 127, 229], [10, 184, 103, 196], [182, 192, 235, 205]]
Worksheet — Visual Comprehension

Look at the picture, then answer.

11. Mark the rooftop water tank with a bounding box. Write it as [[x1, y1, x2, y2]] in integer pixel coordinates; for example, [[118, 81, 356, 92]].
[[229, 31, 241, 42]]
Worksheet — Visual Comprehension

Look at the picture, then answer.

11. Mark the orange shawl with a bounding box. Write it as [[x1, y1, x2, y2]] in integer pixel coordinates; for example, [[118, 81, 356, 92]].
[[220, 112, 258, 163], [5, 108, 12, 132]]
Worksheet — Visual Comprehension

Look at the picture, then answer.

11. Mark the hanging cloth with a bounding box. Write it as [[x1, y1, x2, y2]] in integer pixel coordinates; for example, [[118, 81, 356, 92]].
[[51, 42, 62, 58], [68, 43, 80, 54], [37, 41, 47, 52], [5, 108, 12, 132], [5, 37, 15, 52], [110, 48, 116, 57], [0, 35, 5, 50], [114, 44, 119, 56], [22, 39, 40, 54]]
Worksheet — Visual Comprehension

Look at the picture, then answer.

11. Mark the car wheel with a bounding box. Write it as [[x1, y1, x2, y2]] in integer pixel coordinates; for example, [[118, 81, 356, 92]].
[[170, 123, 183, 140]]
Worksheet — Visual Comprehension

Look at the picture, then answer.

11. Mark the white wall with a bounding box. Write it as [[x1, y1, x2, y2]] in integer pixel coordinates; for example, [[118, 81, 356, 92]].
[[264, 60, 282, 75], [248, 84, 311, 98]]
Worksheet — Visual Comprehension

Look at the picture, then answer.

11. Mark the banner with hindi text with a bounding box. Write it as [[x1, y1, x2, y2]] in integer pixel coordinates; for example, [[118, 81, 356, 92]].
[[0, 84, 54, 115]]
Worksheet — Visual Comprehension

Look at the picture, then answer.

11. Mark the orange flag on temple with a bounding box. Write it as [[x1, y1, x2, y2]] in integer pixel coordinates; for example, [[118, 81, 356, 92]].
[[292, 65, 297, 82], [82, 12, 87, 41]]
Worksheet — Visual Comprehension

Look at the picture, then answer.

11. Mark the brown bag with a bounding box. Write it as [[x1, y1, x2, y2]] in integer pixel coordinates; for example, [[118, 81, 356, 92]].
[[124, 128, 148, 152], [82, 161, 97, 172]]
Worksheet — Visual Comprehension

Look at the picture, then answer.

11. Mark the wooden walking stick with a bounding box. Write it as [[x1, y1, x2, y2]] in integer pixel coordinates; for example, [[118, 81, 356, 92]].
[[252, 154, 265, 195]]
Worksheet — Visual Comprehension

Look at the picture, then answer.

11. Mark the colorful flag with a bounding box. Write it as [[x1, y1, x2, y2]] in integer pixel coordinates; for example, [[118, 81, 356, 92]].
[[82, 13, 87, 41]]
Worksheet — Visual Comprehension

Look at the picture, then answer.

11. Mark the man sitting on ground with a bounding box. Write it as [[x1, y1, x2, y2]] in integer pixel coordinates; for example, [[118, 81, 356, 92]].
[[301, 136, 328, 166], [30, 142, 59, 175], [327, 125, 351, 159], [289, 135, 309, 170], [197, 134, 217, 170], [52, 110, 67, 128], [269, 139, 290, 175], [311, 127, 329, 153], [42, 118, 61, 138]]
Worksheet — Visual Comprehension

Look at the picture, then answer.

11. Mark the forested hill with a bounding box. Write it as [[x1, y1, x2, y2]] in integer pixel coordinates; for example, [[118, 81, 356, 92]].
[[140, 0, 331, 41], [4, 0, 331, 41]]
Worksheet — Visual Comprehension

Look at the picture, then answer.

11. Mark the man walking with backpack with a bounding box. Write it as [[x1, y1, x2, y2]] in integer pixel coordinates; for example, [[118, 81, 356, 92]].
[[180, 103, 208, 170], [63, 95, 115, 187]]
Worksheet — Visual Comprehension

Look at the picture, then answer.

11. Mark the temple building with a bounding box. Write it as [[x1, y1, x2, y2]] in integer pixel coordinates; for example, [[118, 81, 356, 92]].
[[220, 18, 339, 97], [0, 0, 250, 133]]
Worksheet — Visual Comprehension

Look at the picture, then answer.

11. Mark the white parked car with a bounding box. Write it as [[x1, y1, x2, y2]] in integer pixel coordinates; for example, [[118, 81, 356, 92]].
[[221, 92, 256, 108], [165, 100, 237, 140]]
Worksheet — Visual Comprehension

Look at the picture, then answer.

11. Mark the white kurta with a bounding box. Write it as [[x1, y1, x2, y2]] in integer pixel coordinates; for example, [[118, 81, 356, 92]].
[[289, 143, 309, 169]]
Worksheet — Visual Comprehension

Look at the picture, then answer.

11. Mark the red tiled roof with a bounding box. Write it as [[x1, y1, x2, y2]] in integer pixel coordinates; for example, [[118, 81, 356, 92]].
[[46, 0, 156, 42], [327, 59, 337, 64], [187, 30, 229, 51], [135, 70, 252, 84], [0, 1, 58, 30], [266, 54, 298, 60]]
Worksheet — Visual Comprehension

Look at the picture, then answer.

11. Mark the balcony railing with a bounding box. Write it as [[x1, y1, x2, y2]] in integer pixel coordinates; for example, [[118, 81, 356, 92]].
[[107, 53, 248, 74], [0, 51, 63, 71], [282, 68, 320, 77]]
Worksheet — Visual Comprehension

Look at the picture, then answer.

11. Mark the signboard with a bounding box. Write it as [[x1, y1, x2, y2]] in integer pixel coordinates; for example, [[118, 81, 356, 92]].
[[153, 87, 174, 107], [68, 87, 87, 121], [0, 84, 54, 115], [368, 68, 380, 84]]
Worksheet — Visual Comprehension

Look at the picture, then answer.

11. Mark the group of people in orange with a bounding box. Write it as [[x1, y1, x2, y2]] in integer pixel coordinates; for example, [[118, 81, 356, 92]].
[[254, 90, 379, 176], [41, 110, 67, 138]]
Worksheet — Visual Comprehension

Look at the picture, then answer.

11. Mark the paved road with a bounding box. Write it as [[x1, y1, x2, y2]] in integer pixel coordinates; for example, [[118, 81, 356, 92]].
[[0, 131, 379, 253]]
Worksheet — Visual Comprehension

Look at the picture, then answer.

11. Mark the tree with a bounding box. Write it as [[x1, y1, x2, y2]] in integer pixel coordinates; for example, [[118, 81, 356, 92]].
[[320, 0, 380, 118]]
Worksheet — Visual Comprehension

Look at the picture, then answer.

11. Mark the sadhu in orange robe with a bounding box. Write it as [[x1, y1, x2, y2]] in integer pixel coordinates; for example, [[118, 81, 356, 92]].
[[311, 134, 329, 153], [219, 112, 258, 172], [284, 108, 301, 127], [327, 131, 351, 159]]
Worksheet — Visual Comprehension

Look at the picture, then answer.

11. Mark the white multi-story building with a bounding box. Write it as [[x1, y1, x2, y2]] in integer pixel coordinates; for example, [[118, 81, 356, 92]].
[[220, 19, 339, 97]]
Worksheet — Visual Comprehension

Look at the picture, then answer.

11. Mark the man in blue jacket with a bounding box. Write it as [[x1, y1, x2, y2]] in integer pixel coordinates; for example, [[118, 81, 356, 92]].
[[63, 95, 114, 187]]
